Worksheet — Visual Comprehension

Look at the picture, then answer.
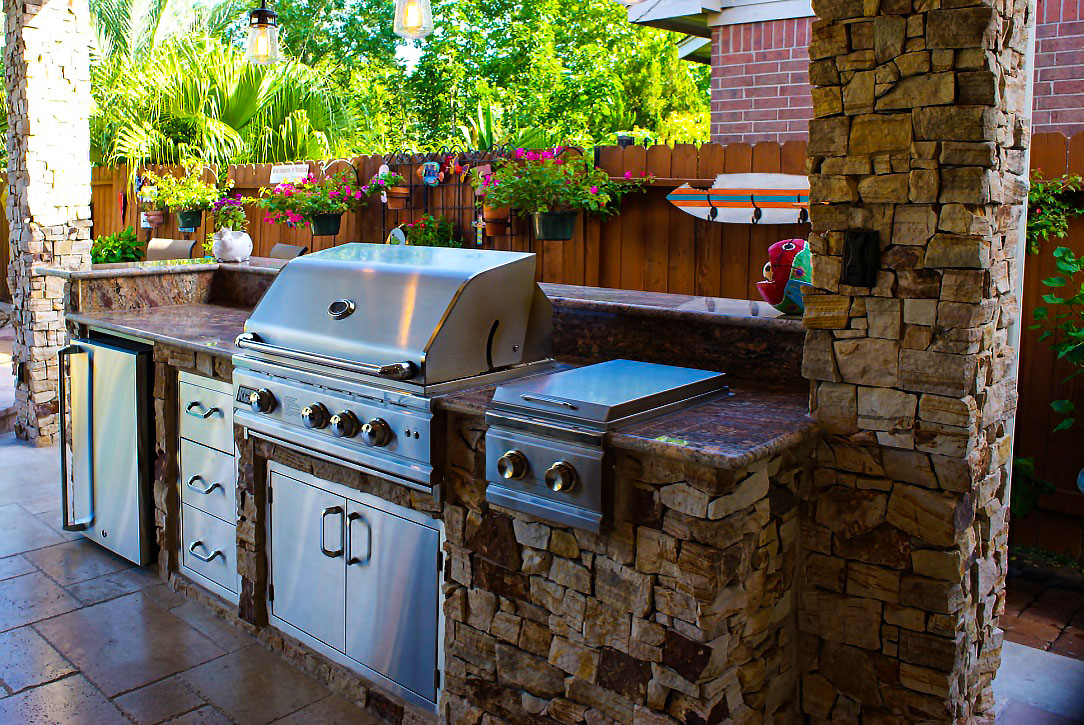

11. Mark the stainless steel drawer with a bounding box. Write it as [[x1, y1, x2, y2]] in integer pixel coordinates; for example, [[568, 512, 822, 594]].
[[180, 439, 236, 524], [181, 503, 240, 596], [179, 380, 234, 453]]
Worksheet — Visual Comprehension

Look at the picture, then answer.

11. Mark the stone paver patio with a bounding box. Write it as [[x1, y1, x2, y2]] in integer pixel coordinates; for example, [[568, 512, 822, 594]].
[[0, 433, 378, 724]]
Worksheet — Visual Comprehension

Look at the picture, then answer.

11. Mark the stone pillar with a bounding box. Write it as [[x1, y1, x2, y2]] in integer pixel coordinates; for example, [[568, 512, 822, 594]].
[[4, 0, 93, 445], [800, 0, 1030, 720]]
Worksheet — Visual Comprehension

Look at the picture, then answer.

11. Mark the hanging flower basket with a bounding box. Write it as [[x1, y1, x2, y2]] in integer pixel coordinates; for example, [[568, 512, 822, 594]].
[[532, 211, 578, 241], [175, 209, 203, 231], [386, 186, 410, 210], [311, 213, 342, 237]]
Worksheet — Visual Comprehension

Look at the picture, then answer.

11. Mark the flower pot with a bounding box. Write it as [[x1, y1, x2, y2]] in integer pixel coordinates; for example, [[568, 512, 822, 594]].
[[175, 209, 203, 231], [485, 219, 510, 237], [532, 211, 578, 241], [211, 229, 253, 263], [386, 186, 410, 210], [482, 205, 511, 222], [141, 210, 165, 228], [311, 213, 342, 237]]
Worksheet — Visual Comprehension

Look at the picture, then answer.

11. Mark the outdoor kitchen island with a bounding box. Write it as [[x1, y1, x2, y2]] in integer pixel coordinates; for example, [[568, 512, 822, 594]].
[[43, 251, 819, 724]]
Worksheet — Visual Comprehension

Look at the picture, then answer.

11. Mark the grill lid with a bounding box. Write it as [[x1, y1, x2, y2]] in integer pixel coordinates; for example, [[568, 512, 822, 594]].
[[239, 243, 551, 386], [490, 359, 727, 428]]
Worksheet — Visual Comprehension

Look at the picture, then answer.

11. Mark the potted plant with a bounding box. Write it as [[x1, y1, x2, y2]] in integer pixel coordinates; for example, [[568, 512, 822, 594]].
[[255, 170, 365, 236], [143, 163, 220, 231], [90, 226, 144, 264], [137, 180, 166, 229], [396, 214, 461, 248], [469, 168, 512, 236], [368, 171, 410, 210], [209, 194, 253, 262], [481, 147, 652, 241]]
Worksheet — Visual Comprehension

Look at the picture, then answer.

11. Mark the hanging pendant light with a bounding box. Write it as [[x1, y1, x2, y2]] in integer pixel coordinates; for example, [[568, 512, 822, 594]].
[[393, 0, 434, 39], [246, 0, 281, 65]]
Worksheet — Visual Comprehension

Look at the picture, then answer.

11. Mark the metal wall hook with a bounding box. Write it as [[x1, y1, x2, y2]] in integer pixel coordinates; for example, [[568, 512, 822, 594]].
[[750, 194, 762, 225], [319, 158, 360, 185]]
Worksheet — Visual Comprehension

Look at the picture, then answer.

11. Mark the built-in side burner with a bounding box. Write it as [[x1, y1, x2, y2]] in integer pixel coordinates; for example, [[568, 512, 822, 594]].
[[484, 359, 729, 531]]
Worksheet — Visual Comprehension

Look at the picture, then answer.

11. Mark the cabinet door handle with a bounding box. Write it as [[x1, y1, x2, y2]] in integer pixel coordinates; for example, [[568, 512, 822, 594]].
[[186, 475, 221, 495], [185, 401, 221, 419], [347, 512, 372, 565], [188, 540, 222, 562], [320, 506, 344, 558]]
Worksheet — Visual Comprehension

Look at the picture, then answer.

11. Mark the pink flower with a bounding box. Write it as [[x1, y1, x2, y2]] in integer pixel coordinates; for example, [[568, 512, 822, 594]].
[[525, 151, 540, 161], [354, 191, 363, 199], [541, 150, 554, 159], [624, 171, 633, 180], [514, 148, 526, 159], [590, 186, 599, 194]]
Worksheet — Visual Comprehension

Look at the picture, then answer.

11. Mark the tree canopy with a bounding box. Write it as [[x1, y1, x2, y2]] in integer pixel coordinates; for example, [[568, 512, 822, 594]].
[[88, 0, 711, 165]]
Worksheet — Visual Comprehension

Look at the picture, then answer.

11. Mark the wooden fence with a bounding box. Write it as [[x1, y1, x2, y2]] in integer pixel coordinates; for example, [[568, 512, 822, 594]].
[[86, 142, 811, 300], [1010, 132, 1084, 560]]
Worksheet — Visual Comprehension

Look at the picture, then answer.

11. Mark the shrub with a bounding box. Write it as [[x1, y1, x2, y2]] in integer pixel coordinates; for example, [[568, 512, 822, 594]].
[[91, 226, 143, 264]]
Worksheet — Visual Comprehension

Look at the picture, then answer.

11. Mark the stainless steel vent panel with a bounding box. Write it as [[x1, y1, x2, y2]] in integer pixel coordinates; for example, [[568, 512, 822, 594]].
[[490, 359, 727, 427], [242, 244, 547, 385]]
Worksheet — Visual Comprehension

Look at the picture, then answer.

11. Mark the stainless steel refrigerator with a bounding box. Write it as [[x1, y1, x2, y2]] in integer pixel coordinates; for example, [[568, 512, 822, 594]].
[[59, 335, 154, 565]]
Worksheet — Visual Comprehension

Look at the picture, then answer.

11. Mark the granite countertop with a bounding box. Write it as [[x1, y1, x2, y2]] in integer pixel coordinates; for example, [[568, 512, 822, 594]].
[[38, 257, 287, 280], [69, 303, 250, 357], [42, 257, 802, 333], [540, 283, 803, 332], [436, 375, 816, 469]]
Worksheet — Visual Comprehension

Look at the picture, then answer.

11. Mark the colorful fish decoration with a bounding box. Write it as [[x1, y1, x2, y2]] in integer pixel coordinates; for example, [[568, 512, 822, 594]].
[[756, 238, 813, 316]]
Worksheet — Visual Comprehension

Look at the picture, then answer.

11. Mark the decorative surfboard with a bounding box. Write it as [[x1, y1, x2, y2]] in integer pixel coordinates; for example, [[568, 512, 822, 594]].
[[667, 173, 810, 225]]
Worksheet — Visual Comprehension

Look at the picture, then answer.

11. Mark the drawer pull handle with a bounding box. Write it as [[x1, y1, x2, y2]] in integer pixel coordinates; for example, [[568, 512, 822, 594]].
[[320, 506, 345, 558], [185, 401, 222, 419], [188, 540, 222, 563], [186, 475, 221, 495]]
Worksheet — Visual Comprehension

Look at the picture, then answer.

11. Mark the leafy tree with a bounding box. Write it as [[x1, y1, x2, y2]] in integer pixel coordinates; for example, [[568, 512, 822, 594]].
[[91, 34, 356, 168]]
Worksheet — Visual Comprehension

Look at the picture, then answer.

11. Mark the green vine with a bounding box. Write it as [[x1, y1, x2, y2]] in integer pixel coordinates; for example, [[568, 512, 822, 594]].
[[1027, 172, 1082, 255]]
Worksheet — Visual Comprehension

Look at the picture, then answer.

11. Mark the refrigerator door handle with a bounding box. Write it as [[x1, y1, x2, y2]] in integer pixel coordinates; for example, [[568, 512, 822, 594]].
[[59, 344, 93, 532]]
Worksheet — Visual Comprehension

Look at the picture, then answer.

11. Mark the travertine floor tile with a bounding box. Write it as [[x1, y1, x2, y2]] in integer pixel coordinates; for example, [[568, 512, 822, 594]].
[[0, 674, 127, 724], [0, 627, 76, 693], [168, 704, 234, 724], [0, 505, 65, 558], [113, 674, 206, 724], [273, 694, 381, 724], [25, 539, 132, 587], [36, 592, 226, 697], [0, 554, 34, 582], [170, 602, 254, 653], [65, 566, 160, 606], [0, 572, 80, 633], [181, 645, 331, 723]]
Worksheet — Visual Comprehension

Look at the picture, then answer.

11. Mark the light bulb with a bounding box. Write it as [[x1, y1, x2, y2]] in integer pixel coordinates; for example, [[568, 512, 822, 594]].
[[394, 0, 433, 39], [246, 1, 281, 65]]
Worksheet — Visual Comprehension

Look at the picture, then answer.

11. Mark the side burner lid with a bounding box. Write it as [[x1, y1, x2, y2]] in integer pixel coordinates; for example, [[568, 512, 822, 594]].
[[490, 360, 727, 428]]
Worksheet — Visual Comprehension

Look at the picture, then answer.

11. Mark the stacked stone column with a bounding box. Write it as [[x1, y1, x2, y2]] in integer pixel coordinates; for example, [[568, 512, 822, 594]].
[[801, 0, 1029, 720], [4, 0, 94, 445]]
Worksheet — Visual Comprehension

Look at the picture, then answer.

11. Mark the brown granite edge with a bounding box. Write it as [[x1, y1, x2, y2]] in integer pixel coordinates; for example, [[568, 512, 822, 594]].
[[608, 420, 822, 471], [38, 258, 285, 280], [67, 310, 239, 359], [545, 292, 805, 333]]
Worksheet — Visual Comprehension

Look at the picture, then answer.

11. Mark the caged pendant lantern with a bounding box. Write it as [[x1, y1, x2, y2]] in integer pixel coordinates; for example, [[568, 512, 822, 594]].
[[393, 0, 434, 39], [246, 0, 281, 65]]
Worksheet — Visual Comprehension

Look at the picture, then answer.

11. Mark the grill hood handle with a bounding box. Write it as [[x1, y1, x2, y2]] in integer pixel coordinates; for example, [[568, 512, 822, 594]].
[[235, 332, 417, 381]]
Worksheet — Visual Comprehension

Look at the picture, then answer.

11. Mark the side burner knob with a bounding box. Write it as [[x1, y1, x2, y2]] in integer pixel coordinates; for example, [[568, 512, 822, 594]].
[[545, 461, 578, 493], [497, 450, 529, 480], [361, 418, 393, 447], [248, 388, 276, 413], [329, 411, 360, 438], [301, 403, 330, 429]]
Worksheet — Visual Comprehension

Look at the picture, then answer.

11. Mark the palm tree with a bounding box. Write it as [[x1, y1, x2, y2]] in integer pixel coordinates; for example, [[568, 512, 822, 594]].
[[91, 34, 356, 169], [89, 0, 249, 60]]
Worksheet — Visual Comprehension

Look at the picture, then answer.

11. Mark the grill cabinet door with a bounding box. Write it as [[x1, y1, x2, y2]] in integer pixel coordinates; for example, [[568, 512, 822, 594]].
[[345, 500, 440, 703], [270, 472, 346, 651]]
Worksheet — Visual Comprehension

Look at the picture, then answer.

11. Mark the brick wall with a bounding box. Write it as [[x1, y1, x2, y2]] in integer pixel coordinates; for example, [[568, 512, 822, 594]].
[[711, 17, 814, 144], [1034, 0, 1084, 136], [711, 3, 1084, 143]]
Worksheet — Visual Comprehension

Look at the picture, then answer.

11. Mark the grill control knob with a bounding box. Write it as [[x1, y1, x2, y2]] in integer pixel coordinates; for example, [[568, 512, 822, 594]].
[[545, 461, 578, 493], [361, 418, 392, 447], [329, 411, 360, 438], [497, 450, 529, 480], [248, 388, 276, 413], [301, 403, 330, 429]]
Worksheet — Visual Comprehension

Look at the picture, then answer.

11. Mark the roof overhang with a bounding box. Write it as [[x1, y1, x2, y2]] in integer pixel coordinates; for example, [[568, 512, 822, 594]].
[[677, 35, 712, 64], [625, 0, 813, 36]]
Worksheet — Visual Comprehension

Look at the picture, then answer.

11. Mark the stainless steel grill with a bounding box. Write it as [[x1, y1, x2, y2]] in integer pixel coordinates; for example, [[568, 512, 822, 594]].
[[484, 360, 729, 531], [233, 243, 554, 494]]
